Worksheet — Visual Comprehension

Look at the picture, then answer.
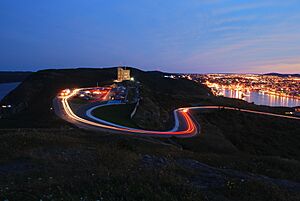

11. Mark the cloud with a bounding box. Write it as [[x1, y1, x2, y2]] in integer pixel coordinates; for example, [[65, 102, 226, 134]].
[[249, 61, 300, 74], [212, 1, 271, 16]]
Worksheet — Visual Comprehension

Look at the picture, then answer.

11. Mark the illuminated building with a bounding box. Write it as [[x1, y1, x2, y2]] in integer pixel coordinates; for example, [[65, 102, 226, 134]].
[[117, 67, 131, 82]]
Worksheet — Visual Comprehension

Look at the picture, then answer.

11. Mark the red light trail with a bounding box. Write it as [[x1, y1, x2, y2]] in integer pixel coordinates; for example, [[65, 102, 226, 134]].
[[57, 88, 300, 137]]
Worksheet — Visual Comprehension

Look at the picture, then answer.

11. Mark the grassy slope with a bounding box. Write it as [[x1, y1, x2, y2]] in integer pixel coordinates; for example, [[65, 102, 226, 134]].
[[0, 128, 299, 201], [173, 110, 300, 181], [131, 71, 295, 130], [0, 129, 207, 200], [132, 73, 212, 130], [1, 67, 300, 200], [1, 67, 208, 128], [1, 67, 291, 128], [91, 104, 138, 128], [0, 68, 120, 128], [202, 110, 300, 159]]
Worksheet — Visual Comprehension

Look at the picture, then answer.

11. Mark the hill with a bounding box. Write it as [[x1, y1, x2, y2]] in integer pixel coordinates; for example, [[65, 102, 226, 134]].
[[0, 68, 119, 127], [263, 73, 300, 77], [1, 121, 299, 200], [0, 71, 32, 83], [0, 67, 211, 128], [1, 67, 296, 129], [0, 67, 299, 200]]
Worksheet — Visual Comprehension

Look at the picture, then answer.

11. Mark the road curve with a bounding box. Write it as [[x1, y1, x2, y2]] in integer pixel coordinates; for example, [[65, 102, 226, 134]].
[[54, 88, 300, 138], [55, 88, 199, 137]]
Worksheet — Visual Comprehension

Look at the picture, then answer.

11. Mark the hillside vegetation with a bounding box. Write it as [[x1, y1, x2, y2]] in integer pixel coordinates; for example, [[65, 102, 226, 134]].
[[0, 68, 116, 127], [1, 67, 293, 129], [0, 67, 211, 129], [0, 67, 299, 200], [0, 128, 299, 201], [132, 72, 211, 130], [172, 109, 300, 181]]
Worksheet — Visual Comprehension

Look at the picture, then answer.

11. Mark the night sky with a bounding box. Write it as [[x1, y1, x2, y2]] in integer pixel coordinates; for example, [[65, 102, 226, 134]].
[[1, 0, 300, 73]]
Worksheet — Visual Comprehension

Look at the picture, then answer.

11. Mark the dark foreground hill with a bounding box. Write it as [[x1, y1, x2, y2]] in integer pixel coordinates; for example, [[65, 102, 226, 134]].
[[0, 123, 299, 200], [0, 67, 299, 200]]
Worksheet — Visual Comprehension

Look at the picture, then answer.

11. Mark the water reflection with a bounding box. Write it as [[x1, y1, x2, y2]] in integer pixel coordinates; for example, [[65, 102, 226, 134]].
[[0, 82, 20, 101], [222, 89, 300, 107]]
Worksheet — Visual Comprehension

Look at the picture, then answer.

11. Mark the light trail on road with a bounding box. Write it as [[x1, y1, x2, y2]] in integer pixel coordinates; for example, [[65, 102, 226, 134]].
[[57, 88, 300, 137], [59, 88, 197, 136]]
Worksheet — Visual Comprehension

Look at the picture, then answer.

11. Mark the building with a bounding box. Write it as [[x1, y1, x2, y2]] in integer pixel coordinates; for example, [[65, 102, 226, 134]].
[[117, 67, 131, 82]]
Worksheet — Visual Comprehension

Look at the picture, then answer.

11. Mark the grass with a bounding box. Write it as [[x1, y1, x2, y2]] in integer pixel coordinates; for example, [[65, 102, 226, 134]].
[[91, 103, 139, 128], [2, 68, 300, 200], [171, 109, 300, 182], [199, 110, 300, 160], [0, 128, 299, 200], [126, 86, 138, 103], [0, 129, 204, 200], [68, 97, 94, 113]]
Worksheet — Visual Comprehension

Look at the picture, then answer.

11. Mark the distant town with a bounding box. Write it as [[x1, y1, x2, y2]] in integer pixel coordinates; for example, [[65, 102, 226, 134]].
[[166, 73, 300, 100]]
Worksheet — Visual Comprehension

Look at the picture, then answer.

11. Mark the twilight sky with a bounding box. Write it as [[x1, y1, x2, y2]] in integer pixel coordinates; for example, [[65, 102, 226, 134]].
[[0, 0, 300, 73]]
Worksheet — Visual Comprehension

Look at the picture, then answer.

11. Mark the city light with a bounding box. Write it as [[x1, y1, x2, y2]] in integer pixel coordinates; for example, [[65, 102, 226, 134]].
[[190, 74, 300, 100]]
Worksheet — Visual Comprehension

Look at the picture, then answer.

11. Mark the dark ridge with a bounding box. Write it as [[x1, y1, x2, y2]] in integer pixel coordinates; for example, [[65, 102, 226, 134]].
[[263, 72, 300, 77], [0, 67, 210, 128], [0, 67, 296, 129], [0, 71, 32, 83]]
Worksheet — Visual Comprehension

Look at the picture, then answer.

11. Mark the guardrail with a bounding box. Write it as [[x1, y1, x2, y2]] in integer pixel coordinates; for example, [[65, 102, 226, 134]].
[[130, 99, 140, 119]]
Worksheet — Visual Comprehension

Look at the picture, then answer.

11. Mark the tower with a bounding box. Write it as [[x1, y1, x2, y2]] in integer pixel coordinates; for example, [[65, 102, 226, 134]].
[[117, 67, 131, 82]]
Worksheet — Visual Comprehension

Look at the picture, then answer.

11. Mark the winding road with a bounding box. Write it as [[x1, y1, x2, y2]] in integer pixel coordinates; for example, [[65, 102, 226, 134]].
[[53, 88, 300, 138]]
